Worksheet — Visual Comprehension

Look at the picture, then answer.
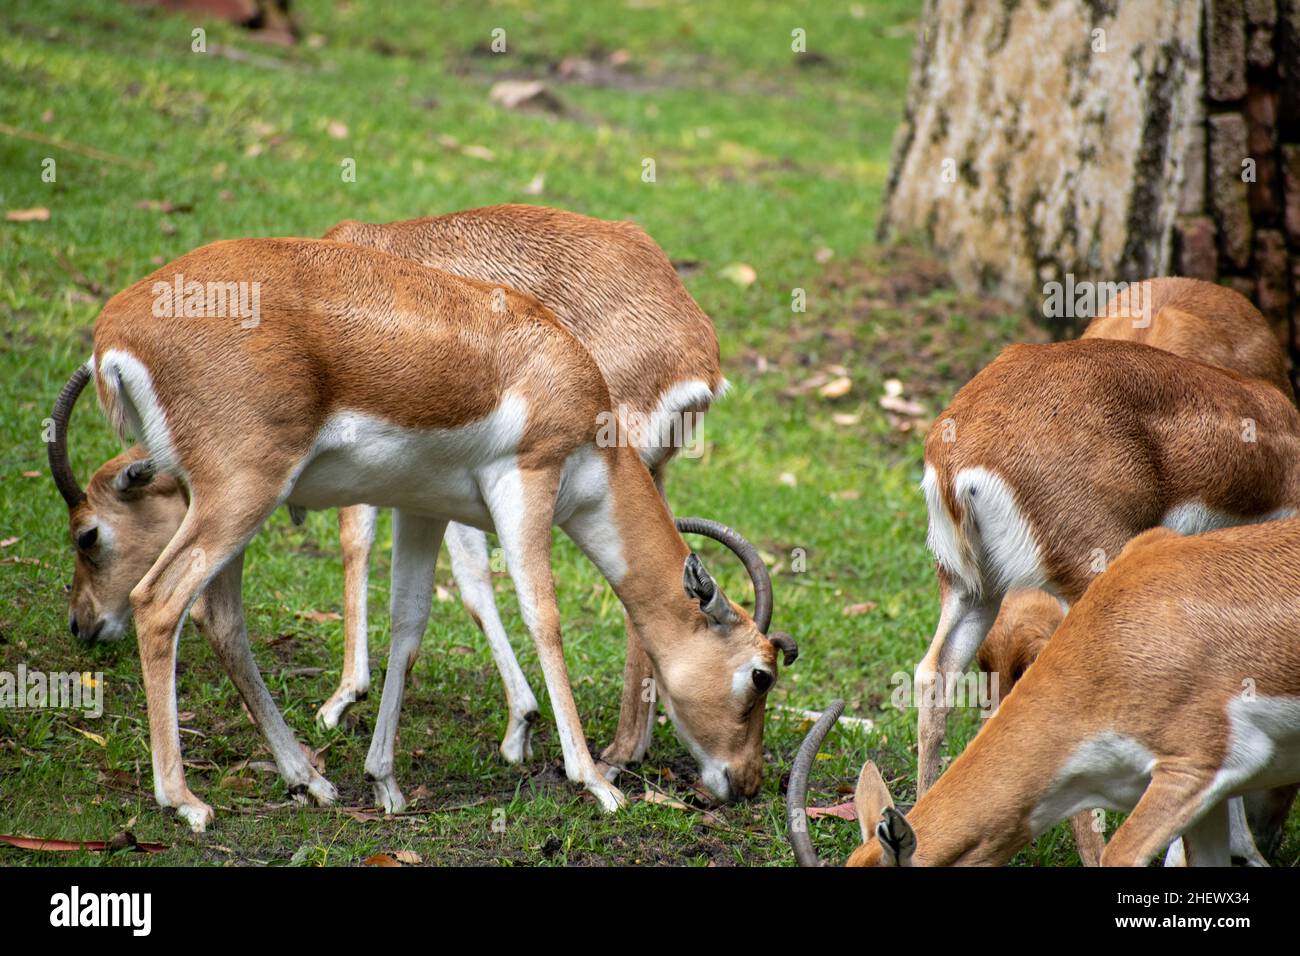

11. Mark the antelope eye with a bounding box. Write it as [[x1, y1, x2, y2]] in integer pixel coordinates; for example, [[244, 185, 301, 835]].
[[752, 669, 774, 693], [76, 527, 98, 551]]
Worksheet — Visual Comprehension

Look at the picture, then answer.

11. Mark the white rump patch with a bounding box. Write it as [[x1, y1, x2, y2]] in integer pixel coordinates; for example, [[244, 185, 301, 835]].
[[96, 349, 182, 475], [922, 464, 1046, 597], [638, 378, 717, 469], [1161, 501, 1297, 535]]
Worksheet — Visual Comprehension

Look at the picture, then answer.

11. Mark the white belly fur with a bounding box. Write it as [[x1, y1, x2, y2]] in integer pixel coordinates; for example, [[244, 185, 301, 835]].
[[285, 393, 607, 532]]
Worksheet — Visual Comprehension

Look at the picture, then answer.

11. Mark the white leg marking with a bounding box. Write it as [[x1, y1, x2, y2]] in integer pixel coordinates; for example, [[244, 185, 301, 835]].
[[445, 521, 540, 763], [364, 509, 445, 813]]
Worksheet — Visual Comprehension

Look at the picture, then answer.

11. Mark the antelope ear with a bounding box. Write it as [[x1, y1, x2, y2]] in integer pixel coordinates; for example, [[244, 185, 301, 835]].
[[876, 807, 917, 867], [854, 761, 895, 844], [682, 554, 738, 627], [113, 459, 155, 496]]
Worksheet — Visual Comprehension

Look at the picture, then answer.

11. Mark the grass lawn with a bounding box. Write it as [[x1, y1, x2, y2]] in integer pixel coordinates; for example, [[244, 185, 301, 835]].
[[2, 0, 1293, 867]]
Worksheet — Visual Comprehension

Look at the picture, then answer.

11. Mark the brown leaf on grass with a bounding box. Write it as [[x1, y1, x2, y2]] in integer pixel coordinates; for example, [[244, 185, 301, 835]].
[[819, 376, 852, 399], [880, 394, 925, 417], [0, 537, 17, 547], [0, 832, 166, 853], [296, 609, 342, 623], [806, 801, 856, 821], [133, 199, 193, 214], [842, 602, 877, 616], [6, 208, 50, 222], [176, 711, 195, 722], [489, 80, 565, 115], [363, 852, 401, 867], [393, 850, 422, 865], [21, 471, 41, 478], [220, 775, 257, 792], [719, 262, 757, 286], [640, 789, 690, 811], [344, 808, 384, 823]]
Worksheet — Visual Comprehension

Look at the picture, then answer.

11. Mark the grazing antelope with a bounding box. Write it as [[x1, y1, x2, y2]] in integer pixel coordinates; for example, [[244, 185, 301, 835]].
[[50, 237, 796, 830], [790, 519, 1300, 867], [320, 205, 726, 771], [52, 204, 732, 774], [978, 277, 1296, 863], [915, 336, 1300, 802]]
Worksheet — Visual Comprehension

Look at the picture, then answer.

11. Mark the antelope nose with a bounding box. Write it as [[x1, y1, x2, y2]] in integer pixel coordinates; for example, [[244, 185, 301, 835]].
[[69, 613, 79, 638]]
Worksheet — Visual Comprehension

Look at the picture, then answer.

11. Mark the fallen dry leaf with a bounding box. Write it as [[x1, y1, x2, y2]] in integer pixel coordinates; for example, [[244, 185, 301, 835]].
[[640, 789, 691, 811], [297, 609, 342, 623], [363, 852, 401, 867], [842, 602, 878, 617], [0, 537, 17, 548], [326, 120, 349, 139], [489, 80, 564, 115], [461, 144, 496, 161], [393, 850, 422, 865], [522, 172, 545, 195], [830, 489, 860, 501], [0, 832, 166, 853], [831, 413, 860, 426], [71, 727, 106, 747], [719, 262, 757, 287], [806, 801, 856, 821], [21, 471, 41, 478], [7, 207, 49, 222], [819, 376, 852, 399], [880, 394, 925, 417]]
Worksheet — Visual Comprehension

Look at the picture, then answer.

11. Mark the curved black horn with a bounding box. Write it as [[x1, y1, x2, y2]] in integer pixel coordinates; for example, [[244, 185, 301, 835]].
[[674, 516, 773, 634], [49, 363, 92, 508], [787, 699, 844, 868]]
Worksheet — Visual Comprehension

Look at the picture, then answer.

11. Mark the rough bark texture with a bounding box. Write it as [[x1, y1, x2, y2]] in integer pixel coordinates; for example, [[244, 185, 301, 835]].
[[880, 0, 1300, 371]]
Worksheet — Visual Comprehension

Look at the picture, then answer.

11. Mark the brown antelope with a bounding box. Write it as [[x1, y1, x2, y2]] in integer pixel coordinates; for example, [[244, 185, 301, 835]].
[[790, 519, 1300, 866], [977, 277, 1296, 863], [50, 204, 735, 775], [319, 205, 728, 772], [914, 336, 1300, 806], [50, 237, 796, 830]]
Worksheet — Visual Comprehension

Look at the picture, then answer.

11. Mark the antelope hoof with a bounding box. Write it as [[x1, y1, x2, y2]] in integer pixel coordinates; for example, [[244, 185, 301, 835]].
[[370, 775, 406, 814], [586, 775, 627, 813], [317, 683, 368, 729], [499, 709, 539, 764], [175, 799, 215, 834]]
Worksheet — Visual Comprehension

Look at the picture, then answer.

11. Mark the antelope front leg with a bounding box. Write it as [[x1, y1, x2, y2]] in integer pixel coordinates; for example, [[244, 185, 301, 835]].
[[1102, 766, 1218, 867], [444, 521, 540, 763], [599, 616, 655, 779], [318, 505, 378, 728], [130, 500, 271, 832], [201, 552, 337, 806], [916, 584, 1000, 795], [364, 509, 444, 812], [600, 465, 668, 777], [488, 467, 626, 812]]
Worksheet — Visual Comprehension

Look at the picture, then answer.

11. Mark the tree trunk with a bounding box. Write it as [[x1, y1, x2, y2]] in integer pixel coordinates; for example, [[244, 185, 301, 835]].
[[879, 0, 1300, 373]]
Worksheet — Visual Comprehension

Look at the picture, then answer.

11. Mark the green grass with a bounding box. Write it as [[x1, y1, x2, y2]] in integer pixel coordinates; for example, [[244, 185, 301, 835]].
[[2, 0, 1293, 867]]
